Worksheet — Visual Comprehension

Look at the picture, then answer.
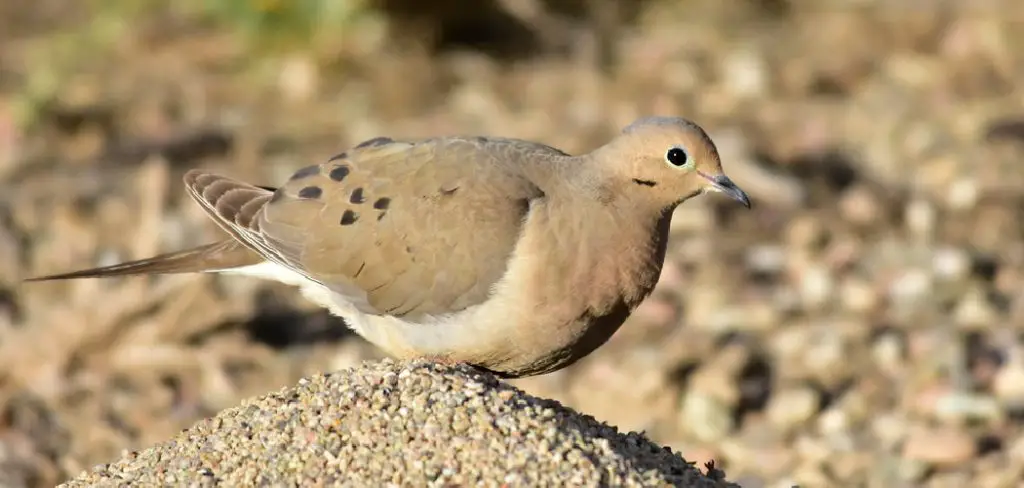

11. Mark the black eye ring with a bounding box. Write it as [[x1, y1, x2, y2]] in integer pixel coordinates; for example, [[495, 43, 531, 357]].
[[666, 147, 689, 167]]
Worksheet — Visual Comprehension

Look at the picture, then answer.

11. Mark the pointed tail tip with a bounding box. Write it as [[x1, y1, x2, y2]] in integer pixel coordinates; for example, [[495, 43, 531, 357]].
[[22, 259, 187, 283], [23, 273, 71, 283], [22, 261, 196, 282], [21, 240, 262, 284], [22, 269, 134, 282]]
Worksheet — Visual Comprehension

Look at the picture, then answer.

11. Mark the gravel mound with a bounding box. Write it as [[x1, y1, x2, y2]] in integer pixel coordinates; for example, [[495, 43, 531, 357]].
[[60, 360, 735, 487]]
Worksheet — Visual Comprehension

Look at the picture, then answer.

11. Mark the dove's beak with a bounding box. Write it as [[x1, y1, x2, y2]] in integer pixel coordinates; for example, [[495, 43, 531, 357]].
[[700, 173, 751, 209]]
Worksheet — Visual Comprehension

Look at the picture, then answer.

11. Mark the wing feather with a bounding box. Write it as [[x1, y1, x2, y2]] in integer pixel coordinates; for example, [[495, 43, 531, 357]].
[[257, 136, 548, 320], [182, 170, 323, 286]]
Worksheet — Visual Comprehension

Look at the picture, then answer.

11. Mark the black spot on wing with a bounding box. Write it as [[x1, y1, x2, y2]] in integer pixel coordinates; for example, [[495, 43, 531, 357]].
[[373, 197, 390, 210], [340, 210, 359, 225], [290, 165, 320, 180], [329, 165, 350, 182], [350, 188, 366, 204], [328, 151, 347, 161], [298, 186, 322, 199], [355, 136, 393, 149]]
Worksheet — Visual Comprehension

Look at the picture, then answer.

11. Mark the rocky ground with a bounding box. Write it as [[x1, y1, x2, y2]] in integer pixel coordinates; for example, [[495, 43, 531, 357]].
[[61, 360, 737, 487], [2, 1, 1024, 487]]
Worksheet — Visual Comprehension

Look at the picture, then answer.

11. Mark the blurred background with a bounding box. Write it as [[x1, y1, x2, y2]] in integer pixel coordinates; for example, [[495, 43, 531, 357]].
[[1, 0, 1023, 486]]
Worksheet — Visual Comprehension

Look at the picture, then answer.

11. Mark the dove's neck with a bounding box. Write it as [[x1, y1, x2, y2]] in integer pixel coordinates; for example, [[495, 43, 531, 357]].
[[545, 154, 610, 200], [531, 148, 647, 209], [492, 141, 601, 200]]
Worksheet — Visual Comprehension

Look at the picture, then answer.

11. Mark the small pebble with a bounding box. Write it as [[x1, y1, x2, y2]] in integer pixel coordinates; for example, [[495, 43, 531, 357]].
[[992, 352, 1024, 408], [766, 387, 819, 433], [947, 178, 978, 210], [723, 48, 768, 98], [932, 247, 971, 279], [871, 332, 906, 374], [932, 391, 1002, 423], [838, 185, 881, 225], [746, 244, 787, 276], [905, 199, 936, 238], [888, 269, 933, 310], [840, 276, 879, 313], [901, 427, 976, 467], [953, 288, 997, 329], [680, 392, 735, 443], [798, 265, 835, 310], [870, 413, 910, 451]]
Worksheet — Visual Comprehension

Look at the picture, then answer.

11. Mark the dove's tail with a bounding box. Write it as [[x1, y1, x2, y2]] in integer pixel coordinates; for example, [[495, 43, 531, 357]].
[[24, 239, 262, 281]]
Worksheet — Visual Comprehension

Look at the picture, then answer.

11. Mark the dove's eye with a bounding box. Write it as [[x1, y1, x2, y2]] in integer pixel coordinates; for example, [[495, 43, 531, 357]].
[[665, 146, 691, 168]]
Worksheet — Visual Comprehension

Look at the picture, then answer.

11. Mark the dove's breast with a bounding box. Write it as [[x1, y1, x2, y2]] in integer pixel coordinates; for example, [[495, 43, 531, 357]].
[[327, 197, 672, 377]]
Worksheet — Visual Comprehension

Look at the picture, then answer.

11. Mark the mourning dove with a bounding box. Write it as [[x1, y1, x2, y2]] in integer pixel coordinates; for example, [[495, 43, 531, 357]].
[[28, 117, 750, 377]]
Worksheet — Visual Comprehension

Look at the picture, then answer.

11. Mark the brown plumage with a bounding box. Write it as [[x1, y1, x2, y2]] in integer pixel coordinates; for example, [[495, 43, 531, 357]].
[[27, 116, 751, 378]]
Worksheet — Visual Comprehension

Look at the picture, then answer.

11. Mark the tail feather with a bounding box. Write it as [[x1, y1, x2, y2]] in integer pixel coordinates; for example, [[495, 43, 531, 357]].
[[24, 239, 262, 282]]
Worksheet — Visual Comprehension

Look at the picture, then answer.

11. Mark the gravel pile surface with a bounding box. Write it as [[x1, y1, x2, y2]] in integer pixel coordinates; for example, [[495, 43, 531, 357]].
[[61, 360, 735, 487]]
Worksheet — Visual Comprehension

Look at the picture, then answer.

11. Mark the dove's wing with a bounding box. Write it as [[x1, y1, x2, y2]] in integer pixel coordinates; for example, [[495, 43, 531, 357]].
[[184, 136, 552, 320]]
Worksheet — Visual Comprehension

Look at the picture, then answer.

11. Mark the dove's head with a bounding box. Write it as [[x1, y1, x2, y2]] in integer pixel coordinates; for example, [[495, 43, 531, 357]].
[[598, 116, 751, 210]]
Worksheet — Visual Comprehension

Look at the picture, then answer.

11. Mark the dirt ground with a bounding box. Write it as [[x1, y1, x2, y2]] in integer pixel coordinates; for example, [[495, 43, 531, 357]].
[[2, 1, 1024, 486]]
